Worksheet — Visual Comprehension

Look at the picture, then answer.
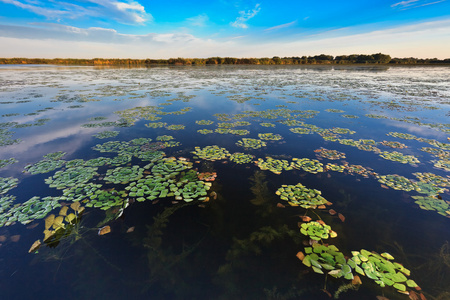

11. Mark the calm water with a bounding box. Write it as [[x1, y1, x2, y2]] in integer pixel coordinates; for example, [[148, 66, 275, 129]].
[[0, 65, 449, 300]]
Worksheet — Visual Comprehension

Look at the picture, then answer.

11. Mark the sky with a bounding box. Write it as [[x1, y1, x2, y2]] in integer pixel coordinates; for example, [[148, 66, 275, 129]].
[[0, 0, 449, 59]]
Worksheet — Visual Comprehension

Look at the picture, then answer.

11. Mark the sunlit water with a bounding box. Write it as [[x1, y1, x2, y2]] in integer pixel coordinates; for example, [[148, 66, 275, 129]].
[[0, 65, 449, 300]]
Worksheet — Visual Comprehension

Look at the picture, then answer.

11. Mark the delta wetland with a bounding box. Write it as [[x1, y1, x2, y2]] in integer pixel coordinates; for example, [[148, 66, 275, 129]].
[[0, 64, 449, 299]]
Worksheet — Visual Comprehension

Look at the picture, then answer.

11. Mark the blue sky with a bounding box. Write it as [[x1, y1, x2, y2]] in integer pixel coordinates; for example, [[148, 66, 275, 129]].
[[0, 0, 449, 58]]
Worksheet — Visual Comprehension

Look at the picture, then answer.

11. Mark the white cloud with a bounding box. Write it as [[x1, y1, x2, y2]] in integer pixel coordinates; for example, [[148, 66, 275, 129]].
[[264, 21, 296, 32], [186, 14, 209, 27], [391, 0, 446, 9], [0, 19, 449, 59], [230, 3, 261, 29], [0, 0, 151, 24]]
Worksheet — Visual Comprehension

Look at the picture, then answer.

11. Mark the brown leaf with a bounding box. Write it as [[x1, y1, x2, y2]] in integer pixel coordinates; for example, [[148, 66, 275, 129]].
[[45, 214, 55, 230], [0, 235, 7, 242], [352, 275, 362, 285], [300, 216, 312, 222], [317, 220, 326, 225], [419, 293, 427, 300], [338, 213, 346, 222], [28, 240, 41, 253], [26, 223, 39, 229], [277, 203, 286, 208], [329, 209, 337, 215], [126, 227, 135, 233], [10, 235, 20, 242], [317, 205, 326, 209], [296, 251, 305, 261], [381, 184, 389, 189], [98, 225, 111, 236], [376, 296, 390, 300]]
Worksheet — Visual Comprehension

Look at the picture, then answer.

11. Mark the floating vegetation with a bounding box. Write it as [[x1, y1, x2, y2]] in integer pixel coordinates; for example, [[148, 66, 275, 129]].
[[236, 138, 266, 150], [195, 120, 214, 125], [110, 154, 132, 166], [365, 114, 389, 119], [260, 122, 275, 127], [330, 127, 356, 135], [85, 157, 111, 167], [276, 183, 329, 208], [0, 158, 18, 169], [379, 151, 420, 164], [0, 177, 18, 195], [0, 196, 60, 227], [282, 120, 303, 126], [165, 124, 185, 130], [289, 127, 311, 134], [387, 132, 417, 140], [412, 195, 450, 217], [87, 189, 127, 210], [145, 122, 167, 128], [291, 158, 324, 174], [314, 148, 346, 160], [344, 164, 378, 178], [298, 244, 352, 278], [299, 221, 337, 241], [377, 174, 416, 191], [197, 172, 217, 181], [42, 201, 85, 244], [325, 109, 344, 113], [156, 135, 174, 141], [45, 166, 98, 189], [177, 181, 211, 202], [151, 157, 193, 179], [0, 195, 14, 214], [127, 176, 172, 202], [325, 163, 346, 172], [432, 159, 450, 172], [230, 152, 254, 164], [104, 165, 144, 184], [197, 129, 214, 134], [258, 133, 283, 141], [24, 158, 66, 174], [380, 140, 407, 149], [413, 172, 450, 187], [93, 130, 119, 139], [342, 114, 359, 119], [0, 128, 21, 146], [350, 250, 418, 293], [62, 183, 102, 202], [256, 157, 292, 174], [192, 145, 231, 161]]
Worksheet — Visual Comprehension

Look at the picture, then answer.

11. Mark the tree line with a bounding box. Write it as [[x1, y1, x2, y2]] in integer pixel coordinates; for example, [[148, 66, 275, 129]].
[[1, 53, 449, 65]]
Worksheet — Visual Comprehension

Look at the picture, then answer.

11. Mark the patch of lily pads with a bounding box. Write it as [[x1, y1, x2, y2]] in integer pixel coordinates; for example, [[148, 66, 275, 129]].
[[229, 152, 254, 164], [291, 158, 324, 174], [195, 120, 214, 125], [45, 166, 98, 189], [377, 174, 417, 192], [256, 157, 292, 174], [236, 138, 267, 150], [258, 133, 283, 140], [379, 151, 420, 164], [1, 177, 18, 194], [104, 165, 144, 184], [0, 158, 18, 169], [192, 145, 231, 161], [93, 130, 119, 139], [276, 183, 329, 208], [150, 157, 193, 179], [412, 195, 450, 217], [314, 148, 346, 160], [0, 196, 61, 226], [299, 221, 337, 241]]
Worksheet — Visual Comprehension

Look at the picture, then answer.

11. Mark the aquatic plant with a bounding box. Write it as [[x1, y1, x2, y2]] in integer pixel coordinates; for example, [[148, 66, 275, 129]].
[[62, 183, 102, 202], [230, 152, 254, 164], [0, 158, 18, 169], [110, 154, 132, 166], [0, 196, 60, 226], [314, 148, 346, 160], [229, 129, 250, 136], [289, 127, 311, 134], [136, 150, 165, 162], [45, 166, 98, 189], [412, 195, 450, 217], [104, 165, 144, 184], [156, 135, 174, 141], [258, 133, 283, 141], [331, 127, 355, 135], [236, 138, 266, 149], [126, 176, 172, 201], [387, 132, 417, 140], [197, 172, 217, 181], [325, 163, 346, 172], [380, 140, 407, 149], [413, 172, 450, 187], [84, 157, 111, 167], [195, 120, 214, 125], [192, 145, 231, 161], [276, 183, 329, 208], [86, 189, 127, 210], [197, 129, 214, 134], [93, 130, 119, 139], [291, 158, 324, 174], [325, 109, 344, 113], [379, 151, 420, 164], [259, 122, 275, 127], [65, 159, 85, 168], [0, 195, 14, 214], [145, 122, 167, 128], [350, 250, 418, 293], [377, 174, 417, 191], [0, 177, 18, 194], [342, 114, 359, 119], [24, 158, 66, 174], [150, 157, 193, 178], [256, 157, 292, 174], [299, 221, 337, 241], [432, 159, 450, 172], [165, 124, 185, 130], [177, 181, 211, 202]]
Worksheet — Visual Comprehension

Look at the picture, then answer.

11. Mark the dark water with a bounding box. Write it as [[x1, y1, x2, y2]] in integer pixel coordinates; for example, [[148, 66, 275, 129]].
[[0, 65, 449, 300]]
